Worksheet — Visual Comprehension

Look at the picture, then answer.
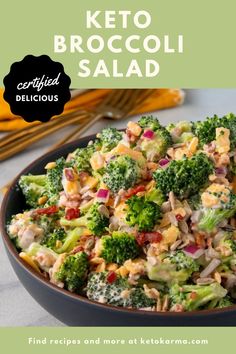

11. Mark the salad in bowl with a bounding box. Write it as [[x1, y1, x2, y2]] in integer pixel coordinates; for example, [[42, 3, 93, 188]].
[[8, 114, 236, 312]]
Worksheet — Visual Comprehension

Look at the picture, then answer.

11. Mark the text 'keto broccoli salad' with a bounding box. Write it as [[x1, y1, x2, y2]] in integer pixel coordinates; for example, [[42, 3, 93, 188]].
[[8, 115, 236, 312]]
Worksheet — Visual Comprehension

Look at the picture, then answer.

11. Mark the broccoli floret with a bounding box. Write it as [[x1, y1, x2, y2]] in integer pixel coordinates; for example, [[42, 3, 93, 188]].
[[138, 116, 162, 131], [35, 212, 61, 233], [167, 120, 192, 134], [147, 262, 193, 285], [214, 296, 234, 308], [86, 272, 156, 308], [57, 252, 89, 292], [137, 116, 171, 160], [140, 128, 172, 161], [25, 242, 58, 272], [125, 195, 161, 231], [208, 295, 234, 309], [128, 287, 156, 308], [217, 233, 236, 256], [193, 113, 236, 149], [56, 227, 84, 253], [169, 283, 227, 311], [229, 158, 236, 176], [167, 121, 194, 143], [100, 231, 140, 265], [188, 194, 201, 210], [42, 228, 66, 251], [8, 212, 50, 250], [19, 174, 47, 208], [46, 157, 65, 199], [178, 132, 195, 143], [97, 127, 122, 152], [145, 187, 165, 205], [71, 144, 96, 173], [60, 202, 109, 236], [153, 153, 214, 199], [103, 155, 139, 193], [225, 239, 236, 253], [19, 158, 67, 207], [86, 271, 129, 306], [197, 192, 236, 233], [10, 234, 21, 250], [137, 278, 168, 293], [166, 250, 200, 273]]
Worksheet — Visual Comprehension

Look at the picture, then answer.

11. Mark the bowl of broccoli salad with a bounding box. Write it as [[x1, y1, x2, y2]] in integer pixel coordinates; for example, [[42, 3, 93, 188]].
[[4, 114, 236, 316]]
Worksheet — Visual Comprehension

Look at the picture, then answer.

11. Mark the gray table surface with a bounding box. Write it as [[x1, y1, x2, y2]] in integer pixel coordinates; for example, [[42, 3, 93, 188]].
[[1, 88, 236, 326]]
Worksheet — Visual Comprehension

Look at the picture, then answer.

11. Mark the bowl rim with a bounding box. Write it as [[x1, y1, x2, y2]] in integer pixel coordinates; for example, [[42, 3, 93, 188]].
[[1, 133, 236, 318]]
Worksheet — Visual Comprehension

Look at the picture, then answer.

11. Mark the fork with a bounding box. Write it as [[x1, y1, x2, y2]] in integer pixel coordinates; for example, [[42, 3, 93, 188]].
[[0, 89, 153, 160], [0, 110, 91, 161], [50, 89, 154, 150], [0, 89, 154, 193]]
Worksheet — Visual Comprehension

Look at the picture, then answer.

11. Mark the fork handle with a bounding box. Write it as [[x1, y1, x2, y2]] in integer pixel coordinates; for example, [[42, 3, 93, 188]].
[[49, 112, 103, 150], [0, 112, 90, 161]]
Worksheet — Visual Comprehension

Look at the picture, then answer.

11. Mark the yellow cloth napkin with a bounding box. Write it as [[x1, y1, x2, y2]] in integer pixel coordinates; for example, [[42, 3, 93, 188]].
[[0, 88, 184, 131]]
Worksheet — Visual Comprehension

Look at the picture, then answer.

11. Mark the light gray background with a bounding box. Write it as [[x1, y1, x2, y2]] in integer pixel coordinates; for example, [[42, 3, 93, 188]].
[[1, 89, 236, 326]]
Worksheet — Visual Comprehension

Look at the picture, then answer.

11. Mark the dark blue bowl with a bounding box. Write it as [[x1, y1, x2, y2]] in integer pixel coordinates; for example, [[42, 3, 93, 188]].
[[1, 135, 236, 326]]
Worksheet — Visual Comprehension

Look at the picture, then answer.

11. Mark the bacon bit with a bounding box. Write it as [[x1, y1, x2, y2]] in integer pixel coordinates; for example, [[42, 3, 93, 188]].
[[35, 205, 59, 215], [190, 291, 198, 300], [125, 185, 146, 199], [194, 232, 206, 248], [231, 175, 236, 194], [89, 252, 96, 260], [126, 129, 132, 139], [175, 214, 184, 221], [136, 232, 163, 246], [64, 168, 75, 181], [107, 271, 117, 284], [144, 171, 153, 181], [106, 197, 115, 207], [65, 208, 80, 220], [71, 245, 84, 254]]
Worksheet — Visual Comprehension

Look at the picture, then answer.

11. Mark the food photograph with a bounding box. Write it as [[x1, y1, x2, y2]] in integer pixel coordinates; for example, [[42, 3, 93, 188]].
[[1, 88, 236, 326]]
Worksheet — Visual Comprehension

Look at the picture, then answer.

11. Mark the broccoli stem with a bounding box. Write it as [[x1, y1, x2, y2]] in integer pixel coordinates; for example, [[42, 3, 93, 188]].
[[56, 227, 84, 253], [198, 208, 235, 233], [60, 217, 87, 228]]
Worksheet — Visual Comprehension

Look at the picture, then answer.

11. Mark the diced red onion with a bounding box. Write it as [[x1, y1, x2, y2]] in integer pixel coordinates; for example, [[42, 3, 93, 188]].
[[64, 168, 75, 181], [205, 142, 216, 153], [183, 244, 205, 259], [96, 189, 110, 203], [159, 158, 170, 167], [142, 130, 155, 139], [215, 167, 227, 176], [200, 258, 221, 278], [184, 244, 199, 254]]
